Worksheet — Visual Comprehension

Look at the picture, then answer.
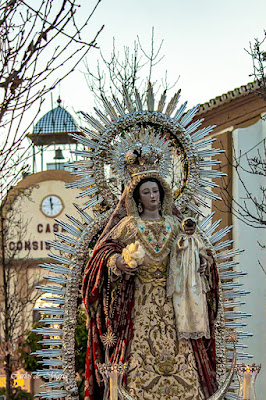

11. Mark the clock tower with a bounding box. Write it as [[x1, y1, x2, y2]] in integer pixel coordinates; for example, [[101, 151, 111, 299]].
[[7, 98, 86, 261]]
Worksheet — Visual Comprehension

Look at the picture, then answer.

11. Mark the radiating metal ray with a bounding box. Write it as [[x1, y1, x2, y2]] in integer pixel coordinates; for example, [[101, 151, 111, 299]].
[[180, 105, 199, 127], [173, 102, 187, 122], [157, 89, 166, 112], [165, 90, 181, 116]]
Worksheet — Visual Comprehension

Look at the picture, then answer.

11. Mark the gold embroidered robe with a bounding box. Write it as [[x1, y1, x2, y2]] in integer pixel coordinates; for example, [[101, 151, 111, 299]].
[[107, 215, 204, 400]]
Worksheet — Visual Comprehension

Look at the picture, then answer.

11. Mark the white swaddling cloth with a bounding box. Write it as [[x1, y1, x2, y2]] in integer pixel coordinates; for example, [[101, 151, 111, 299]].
[[167, 233, 210, 340]]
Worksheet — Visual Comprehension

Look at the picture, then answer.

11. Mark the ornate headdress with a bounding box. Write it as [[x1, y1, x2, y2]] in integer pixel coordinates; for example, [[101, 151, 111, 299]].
[[66, 84, 224, 215]]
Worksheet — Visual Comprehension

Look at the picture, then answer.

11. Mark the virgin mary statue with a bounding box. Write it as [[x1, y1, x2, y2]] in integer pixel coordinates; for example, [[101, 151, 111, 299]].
[[82, 133, 219, 400]]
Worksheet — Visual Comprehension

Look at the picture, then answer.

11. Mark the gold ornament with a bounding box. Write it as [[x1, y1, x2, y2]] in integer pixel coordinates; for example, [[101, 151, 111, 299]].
[[102, 331, 117, 348], [138, 202, 143, 214]]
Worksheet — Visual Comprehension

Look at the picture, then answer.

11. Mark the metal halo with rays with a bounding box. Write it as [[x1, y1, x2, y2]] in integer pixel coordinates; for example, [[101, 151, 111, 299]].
[[66, 84, 224, 214], [32, 84, 253, 400]]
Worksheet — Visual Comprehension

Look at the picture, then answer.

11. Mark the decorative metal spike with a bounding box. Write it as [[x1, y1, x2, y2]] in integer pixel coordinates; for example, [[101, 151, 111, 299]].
[[198, 212, 215, 230], [122, 85, 134, 113], [180, 105, 200, 127], [54, 219, 81, 238], [35, 307, 64, 315], [220, 271, 247, 279], [82, 194, 103, 211], [40, 296, 65, 305], [195, 186, 222, 200], [38, 339, 63, 345], [198, 178, 219, 188], [66, 214, 85, 231], [81, 113, 105, 132], [43, 275, 67, 285], [112, 95, 125, 115], [192, 194, 210, 208], [191, 125, 216, 142], [198, 148, 225, 157], [76, 185, 98, 198], [35, 368, 63, 376], [35, 390, 67, 399], [40, 359, 63, 366], [204, 219, 222, 236], [93, 107, 111, 126], [222, 282, 243, 289], [48, 253, 72, 265], [101, 94, 119, 120], [40, 318, 65, 325], [172, 101, 187, 122], [223, 300, 246, 307], [216, 248, 245, 260], [226, 343, 248, 349], [186, 201, 205, 216], [236, 331, 253, 338], [223, 290, 250, 299], [73, 170, 96, 178], [185, 119, 204, 134], [199, 160, 221, 167], [210, 225, 233, 244], [32, 349, 62, 357], [46, 240, 75, 255], [224, 311, 252, 319], [73, 203, 94, 224], [199, 169, 227, 178], [194, 138, 216, 149], [218, 260, 240, 270], [69, 132, 98, 148], [226, 351, 253, 359], [54, 233, 78, 246], [225, 321, 247, 328], [65, 160, 94, 169], [40, 263, 70, 275], [165, 90, 181, 116], [32, 327, 63, 335], [214, 240, 234, 251], [71, 149, 96, 157], [79, 125, 101, 141], [65, 177, 95, 189], [157, 89, 166, 112], [40, 381, 64, 389], [146, 82, 155, 111], [36, 285, 66, 295]]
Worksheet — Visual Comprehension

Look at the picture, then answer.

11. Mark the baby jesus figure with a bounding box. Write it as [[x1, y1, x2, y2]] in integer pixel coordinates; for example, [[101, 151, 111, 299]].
[[167, 218, 211, 340]]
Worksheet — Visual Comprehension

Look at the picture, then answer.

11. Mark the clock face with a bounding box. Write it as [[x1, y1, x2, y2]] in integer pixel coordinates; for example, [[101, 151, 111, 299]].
[[41, 195, 63, 217]]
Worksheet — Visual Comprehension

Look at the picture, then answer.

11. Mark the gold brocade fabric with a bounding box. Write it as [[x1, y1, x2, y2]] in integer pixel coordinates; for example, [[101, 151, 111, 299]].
[[107, 216, 204, 400], [127, 267, 204, 400]]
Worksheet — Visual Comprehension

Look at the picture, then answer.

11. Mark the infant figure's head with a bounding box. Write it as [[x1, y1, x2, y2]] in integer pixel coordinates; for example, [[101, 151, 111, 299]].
[[181, 217, 197, 235]]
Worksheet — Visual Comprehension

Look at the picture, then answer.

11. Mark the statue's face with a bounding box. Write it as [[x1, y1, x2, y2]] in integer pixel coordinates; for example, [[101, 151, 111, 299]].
[[139, 181, 160, 212]]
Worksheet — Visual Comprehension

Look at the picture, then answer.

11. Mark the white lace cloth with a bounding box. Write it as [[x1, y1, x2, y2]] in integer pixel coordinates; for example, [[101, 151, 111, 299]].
[[167, 233, 210, 340]]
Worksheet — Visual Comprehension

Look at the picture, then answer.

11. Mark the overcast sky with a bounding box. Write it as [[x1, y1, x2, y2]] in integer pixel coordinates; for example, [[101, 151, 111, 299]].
[[44, 0, 266, 117]]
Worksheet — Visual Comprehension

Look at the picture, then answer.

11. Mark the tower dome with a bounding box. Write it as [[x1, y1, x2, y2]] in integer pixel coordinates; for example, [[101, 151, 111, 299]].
[[28, 98, 80, 145]]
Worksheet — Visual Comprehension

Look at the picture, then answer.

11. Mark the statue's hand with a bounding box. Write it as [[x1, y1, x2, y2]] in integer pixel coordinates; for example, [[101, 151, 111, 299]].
[[198, 254, 208, 275], [116, 255, 138, 276]]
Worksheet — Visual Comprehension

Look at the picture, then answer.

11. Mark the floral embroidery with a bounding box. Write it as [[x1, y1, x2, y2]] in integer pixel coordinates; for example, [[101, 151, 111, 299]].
[[136, 217, 175, 259]]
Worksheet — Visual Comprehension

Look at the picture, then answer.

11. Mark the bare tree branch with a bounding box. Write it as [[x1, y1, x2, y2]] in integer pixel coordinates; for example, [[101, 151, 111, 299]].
[[0, 0, 104, 201]]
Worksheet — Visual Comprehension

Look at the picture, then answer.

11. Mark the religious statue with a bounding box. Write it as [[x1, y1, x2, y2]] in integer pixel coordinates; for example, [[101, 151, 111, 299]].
[[34, 84, 243, 400], [167, 217, 212, 341], [82, 146, 219, 399]]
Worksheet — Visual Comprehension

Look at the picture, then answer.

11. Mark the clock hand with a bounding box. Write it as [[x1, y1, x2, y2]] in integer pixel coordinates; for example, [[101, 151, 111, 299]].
[[49, 197, 54, 210]]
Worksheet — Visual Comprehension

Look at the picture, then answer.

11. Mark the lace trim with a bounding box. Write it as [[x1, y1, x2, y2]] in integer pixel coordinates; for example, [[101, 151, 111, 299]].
[[106, 253, 122, 280], [177, 331, 211, 340]]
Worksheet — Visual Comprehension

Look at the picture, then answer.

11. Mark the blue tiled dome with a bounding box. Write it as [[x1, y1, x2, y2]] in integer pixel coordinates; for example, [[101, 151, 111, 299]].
[[33, 105, 78, 134]]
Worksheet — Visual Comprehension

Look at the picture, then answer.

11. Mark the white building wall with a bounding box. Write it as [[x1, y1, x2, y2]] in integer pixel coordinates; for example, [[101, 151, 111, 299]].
[[232, 118, 266, 399]]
